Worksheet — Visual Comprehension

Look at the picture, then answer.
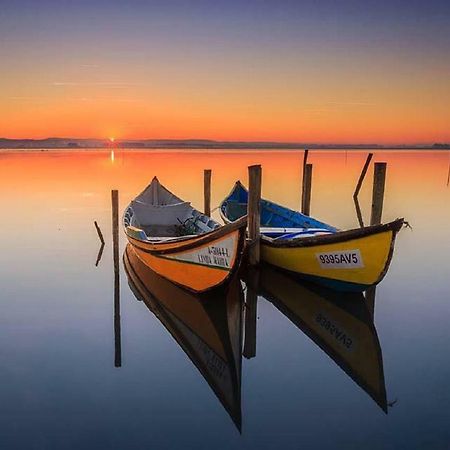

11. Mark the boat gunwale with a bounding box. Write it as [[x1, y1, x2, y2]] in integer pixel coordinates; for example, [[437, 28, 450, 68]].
[[126, 221, 247, 294], [261, 218, 404, 248], [125, 215, 247, 255]]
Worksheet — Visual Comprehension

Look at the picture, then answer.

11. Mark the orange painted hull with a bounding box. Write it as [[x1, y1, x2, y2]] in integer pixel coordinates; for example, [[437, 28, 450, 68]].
[[124, 216, 247, 292]]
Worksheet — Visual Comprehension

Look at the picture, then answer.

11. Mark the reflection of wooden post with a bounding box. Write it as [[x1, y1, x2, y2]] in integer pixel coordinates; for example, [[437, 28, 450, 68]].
[[248, 165, 262, 266], [204, 169, 212, 217], [243, 269, 259, 359], [112, 190, 122, 368], [94, 220, 105, 245], [301, 164, 313, 216], [370, 162, 386, 226], [365, 287, 376, 319]]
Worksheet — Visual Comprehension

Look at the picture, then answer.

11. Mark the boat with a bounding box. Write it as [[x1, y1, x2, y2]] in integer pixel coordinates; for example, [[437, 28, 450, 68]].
[[255, 265, 387, 412], [123, 244, 243, 430], [123, 177, 247, 293], [220, 181, 403, 292]]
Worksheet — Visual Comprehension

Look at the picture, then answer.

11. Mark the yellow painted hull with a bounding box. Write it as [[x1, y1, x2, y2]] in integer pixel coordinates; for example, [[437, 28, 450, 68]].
[[261, 220, 403, 291]]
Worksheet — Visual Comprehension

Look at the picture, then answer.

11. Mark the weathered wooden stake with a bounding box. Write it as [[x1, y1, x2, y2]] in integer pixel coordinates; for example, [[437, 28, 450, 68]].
[[112, 190, 122, 368], [243, 268, 259, 359], [301, 149, 309, 210], [204, 169, 212, 216], [301, 163, 313, 216], [302, 149, 309, 171], [366, 163, 386, 320], [353, 153, 374, 199], [353, 153, 374, 228], [94, 220, 105, 245], [248, 165, 262, 266], [370, 162, 387, 226]]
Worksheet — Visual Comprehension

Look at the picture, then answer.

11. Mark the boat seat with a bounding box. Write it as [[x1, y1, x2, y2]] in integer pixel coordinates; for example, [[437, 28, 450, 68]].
[[225, 201, 247, 221], [273, 228, 333, 240]]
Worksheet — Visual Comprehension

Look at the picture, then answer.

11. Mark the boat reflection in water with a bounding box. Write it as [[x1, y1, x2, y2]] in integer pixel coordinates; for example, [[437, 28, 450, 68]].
[[123, 244, 244, 431], [255, 265, 388, 413]]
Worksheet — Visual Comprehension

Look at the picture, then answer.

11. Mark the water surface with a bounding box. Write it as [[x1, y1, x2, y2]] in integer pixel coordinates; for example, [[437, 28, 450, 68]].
[[1, 149, 449, 449]]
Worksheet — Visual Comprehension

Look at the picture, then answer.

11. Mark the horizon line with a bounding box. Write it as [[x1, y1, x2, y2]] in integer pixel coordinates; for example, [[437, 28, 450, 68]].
[[0, 136, 448, 147]]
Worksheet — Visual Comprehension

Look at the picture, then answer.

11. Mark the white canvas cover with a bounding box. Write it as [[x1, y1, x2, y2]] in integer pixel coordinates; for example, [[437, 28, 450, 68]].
[[131, 177, 193, 227], [131, 199, 192, 226]]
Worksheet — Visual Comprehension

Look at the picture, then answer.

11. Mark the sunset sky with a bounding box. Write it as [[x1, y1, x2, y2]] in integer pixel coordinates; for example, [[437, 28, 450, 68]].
[[1, 0, 449, 144]]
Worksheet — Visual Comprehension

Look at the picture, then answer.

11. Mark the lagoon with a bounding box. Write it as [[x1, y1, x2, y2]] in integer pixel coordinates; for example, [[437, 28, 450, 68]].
[[0, 149, 449, 449]]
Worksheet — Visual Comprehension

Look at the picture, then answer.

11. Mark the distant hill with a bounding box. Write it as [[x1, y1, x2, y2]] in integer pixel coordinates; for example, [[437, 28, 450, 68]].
[[0, 137, 445, 150], [432, 143, 450, 149]]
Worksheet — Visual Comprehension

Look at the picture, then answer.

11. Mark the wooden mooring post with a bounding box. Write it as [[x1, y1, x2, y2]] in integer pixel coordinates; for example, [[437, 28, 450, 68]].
[[366, 162, 386, 319], [112, 190, 122, 368], [248, 165, 262, 266], [370, 162, 387, 226], [301, 163, 313, 216], [204, 169, 212, 217], [353, 153, 374, 228], [353, 153, 374, 200]]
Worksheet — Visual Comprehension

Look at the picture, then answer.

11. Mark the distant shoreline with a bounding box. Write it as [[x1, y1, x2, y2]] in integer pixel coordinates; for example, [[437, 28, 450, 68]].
[[0, 138, 448, 150], [0, 147, 448, 152]]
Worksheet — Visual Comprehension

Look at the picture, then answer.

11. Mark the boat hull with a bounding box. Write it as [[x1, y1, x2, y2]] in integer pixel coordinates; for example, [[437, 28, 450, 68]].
[[125, 216, 247, 293], [261, 219, 403, 292]]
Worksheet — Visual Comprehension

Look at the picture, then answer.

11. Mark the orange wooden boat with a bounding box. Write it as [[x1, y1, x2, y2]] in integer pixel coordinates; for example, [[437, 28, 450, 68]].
[[123, 177, 247, 293]]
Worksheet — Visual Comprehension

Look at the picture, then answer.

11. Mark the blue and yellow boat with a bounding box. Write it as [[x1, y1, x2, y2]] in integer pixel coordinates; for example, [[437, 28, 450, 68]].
[[220, 182, 403, 292]]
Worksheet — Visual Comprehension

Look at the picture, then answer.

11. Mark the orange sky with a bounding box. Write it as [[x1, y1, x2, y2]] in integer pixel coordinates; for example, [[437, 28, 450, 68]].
[[1, 1, 449, 144]]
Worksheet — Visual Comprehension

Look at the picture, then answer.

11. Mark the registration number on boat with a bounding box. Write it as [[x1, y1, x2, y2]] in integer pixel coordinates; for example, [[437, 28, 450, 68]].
[[316, 249, 364, 269]]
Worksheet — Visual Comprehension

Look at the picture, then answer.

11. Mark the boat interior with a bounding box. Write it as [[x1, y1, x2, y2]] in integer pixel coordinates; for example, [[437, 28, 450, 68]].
[[125, 178, 221, 240], [221, 182, 336, 240]]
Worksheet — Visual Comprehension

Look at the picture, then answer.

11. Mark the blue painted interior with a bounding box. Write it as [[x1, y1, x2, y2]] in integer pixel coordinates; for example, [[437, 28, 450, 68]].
[[222, 182, 338, 239]]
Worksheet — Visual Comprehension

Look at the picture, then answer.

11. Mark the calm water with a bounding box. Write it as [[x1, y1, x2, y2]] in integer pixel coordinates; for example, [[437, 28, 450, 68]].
[[1, 149, 449, 450]]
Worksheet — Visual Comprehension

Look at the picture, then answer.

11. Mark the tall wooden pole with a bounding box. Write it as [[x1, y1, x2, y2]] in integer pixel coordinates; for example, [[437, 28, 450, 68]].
[[367, 162, 386, 320], [112, 190, 122, 368], [248, 165, 262, 266], [301, 149, 309, 210], [370, 162, 387, 226], [301, 163, 313, 216], [204, 169, 212, 217]]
